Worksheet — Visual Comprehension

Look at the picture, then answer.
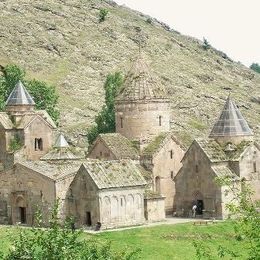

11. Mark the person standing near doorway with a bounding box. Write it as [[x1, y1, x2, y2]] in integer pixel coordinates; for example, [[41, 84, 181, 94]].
[[192, 204, 197, 218]]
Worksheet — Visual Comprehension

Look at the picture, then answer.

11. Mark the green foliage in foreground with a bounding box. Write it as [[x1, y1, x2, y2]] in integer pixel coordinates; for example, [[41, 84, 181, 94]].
[[0, 221, 249, 260], [0, 64, 60, 123], [87, 72, 123, 145], [250, 62, 260, 73], [0, 201, 138, 260]]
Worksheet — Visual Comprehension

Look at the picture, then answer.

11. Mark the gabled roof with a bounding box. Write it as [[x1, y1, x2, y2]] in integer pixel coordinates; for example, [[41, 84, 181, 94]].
[[142, 132, 169, 156], [209, 95, 253, 138], [16, 160, 82, 180], [0, 112, 13, 129], [116, 54, 168, 102], [16, 111, 56, 129], [6, 81, 35, 106], [194, 138, 253, 163], [211, 165, 238, 180], [81, 159, 147, 189], [91, 133, 139, 160]]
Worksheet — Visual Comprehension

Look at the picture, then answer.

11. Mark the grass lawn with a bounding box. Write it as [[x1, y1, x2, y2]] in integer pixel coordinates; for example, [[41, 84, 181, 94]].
[[0, 221, 248, 259]]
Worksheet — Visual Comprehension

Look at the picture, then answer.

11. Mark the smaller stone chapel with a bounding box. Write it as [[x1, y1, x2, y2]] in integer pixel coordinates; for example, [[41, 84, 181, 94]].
[[174, 95, 260, 219]]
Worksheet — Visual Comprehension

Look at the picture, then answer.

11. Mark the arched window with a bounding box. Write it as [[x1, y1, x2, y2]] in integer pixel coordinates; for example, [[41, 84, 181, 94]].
[[159, 116, 162, 126]]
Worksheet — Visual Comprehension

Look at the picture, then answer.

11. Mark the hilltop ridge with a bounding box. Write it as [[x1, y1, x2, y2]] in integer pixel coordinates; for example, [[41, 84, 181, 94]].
[[1, 0, 260, 146]]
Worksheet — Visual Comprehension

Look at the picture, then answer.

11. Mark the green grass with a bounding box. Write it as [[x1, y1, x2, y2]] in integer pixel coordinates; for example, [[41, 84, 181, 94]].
[[97, 221, 247, 260], [0, 222, 248, 259]]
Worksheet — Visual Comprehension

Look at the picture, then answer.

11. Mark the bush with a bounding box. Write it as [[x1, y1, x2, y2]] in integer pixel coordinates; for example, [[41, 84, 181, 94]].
[[99, 8, 109, 22], [2, 201, 139, 260], [202, 37, 211, 50], [250, 63, 260, 73]]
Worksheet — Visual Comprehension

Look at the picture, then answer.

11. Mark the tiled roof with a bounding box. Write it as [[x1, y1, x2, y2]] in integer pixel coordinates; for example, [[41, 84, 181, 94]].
[[211, 165, 238, 180], [116, 54, 168, 102], [0, 112, 13, 129], [196, 139, 227, 162], [209, 95, 253, 138], [81, 159, 147, 189], [142, 132, 169, 156], [6, 81, 35, 106], [17, 160, 82, 180], [94, 133, 139, 160], [196, 139, 252, 162]]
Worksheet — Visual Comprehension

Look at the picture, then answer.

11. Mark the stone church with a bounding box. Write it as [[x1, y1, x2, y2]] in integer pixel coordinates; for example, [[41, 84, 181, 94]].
[[88, 54, 185, 216], [0, 81, 147, 229], [174, 96, 260, 219]]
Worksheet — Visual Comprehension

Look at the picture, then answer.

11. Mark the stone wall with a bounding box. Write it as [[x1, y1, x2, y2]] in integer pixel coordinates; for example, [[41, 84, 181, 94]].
[[0, 164, 55, 225], [174, 142, 223, 218], [144, 197, 165, 222], [115, 100, 170, 141], [151, 137, 184, 214], [88, 140, 117, 160], [98, 187, 145, 229], [23, 117, 53, 160]]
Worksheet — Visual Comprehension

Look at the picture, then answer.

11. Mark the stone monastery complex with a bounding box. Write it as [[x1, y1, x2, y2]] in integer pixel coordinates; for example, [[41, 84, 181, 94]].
[[0, 54, 259, 229]]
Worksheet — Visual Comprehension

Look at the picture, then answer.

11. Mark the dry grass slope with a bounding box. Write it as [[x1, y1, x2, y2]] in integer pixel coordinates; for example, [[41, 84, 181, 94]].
[[1, 0, 260, 146]]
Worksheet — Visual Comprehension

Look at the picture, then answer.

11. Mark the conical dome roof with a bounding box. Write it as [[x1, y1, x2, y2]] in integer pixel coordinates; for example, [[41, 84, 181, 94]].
[[54, 133, 69, 148], [209, 96, 253, 138], [6, 81, 35, 106], [116, 54, 168, 102]]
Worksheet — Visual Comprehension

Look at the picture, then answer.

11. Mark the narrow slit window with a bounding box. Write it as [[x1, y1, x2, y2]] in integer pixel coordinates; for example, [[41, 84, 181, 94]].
[[171, 171, 174, 179], [120, 117, 123, 128], [159, 116, 162, 126], [253, 162, 257, 172], [170, 150, 173, 159], [195, 165, 199, 173], [35, 138, 43, 151]]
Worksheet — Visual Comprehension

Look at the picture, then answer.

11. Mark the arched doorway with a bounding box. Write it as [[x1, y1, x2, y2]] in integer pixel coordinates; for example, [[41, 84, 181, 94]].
[[192, 191, 204, 215]]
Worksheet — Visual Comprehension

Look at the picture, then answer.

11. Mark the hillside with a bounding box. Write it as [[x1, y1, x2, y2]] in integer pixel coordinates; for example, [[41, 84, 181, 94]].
[[1, 0, 260, 146]]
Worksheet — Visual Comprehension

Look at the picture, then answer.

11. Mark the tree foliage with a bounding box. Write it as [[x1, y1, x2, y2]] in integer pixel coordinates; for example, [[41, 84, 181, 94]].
[[87, 72, 123, 145], [99, 8, 109, 22], [250, 63, 260, 74], [194, 176, 260, 259], [2, 201, 139, 260], [202, 37, 211, 50], [0, 64, 60, 123]]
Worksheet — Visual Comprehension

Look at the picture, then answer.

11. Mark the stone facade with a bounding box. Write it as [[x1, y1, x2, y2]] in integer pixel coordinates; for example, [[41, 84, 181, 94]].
[[174, 96, 260, 219]]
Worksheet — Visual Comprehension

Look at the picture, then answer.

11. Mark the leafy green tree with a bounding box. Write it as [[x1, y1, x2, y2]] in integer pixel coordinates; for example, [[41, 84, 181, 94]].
[[87, 72, 123, 145], [250, 63, 260, 74], [99, 8, 109, 22], [202, 37, 211, 50], [0, 64, 59, 122], [2, 201, 139, 259]]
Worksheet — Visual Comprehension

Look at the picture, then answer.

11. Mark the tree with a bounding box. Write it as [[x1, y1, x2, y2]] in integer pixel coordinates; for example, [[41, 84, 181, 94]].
[[194, 176, 260, 259], [2, 201, 139, 259], [87, 72, 123, 145], [0, 64, 59, 123], [250, 63, 260, 74], [99, 8, 109, 22], [202, 37, 211, 50]]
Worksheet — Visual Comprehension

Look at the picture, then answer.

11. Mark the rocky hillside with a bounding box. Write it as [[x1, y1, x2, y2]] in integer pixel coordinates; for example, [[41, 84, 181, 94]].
[[1, 0, 260, 146]]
